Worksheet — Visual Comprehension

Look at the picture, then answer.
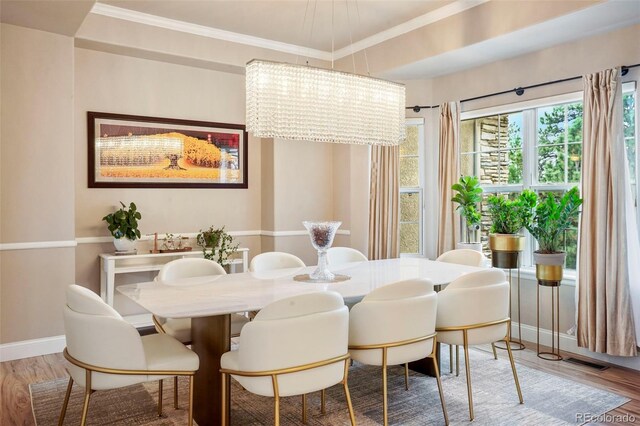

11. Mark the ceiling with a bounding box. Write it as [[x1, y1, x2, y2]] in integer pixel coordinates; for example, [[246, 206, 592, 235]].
[[100, 0, 456, 52], [1, 0, 638, 79]]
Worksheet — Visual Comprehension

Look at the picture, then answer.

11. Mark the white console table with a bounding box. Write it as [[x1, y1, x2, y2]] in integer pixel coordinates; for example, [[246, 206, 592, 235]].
[[99, 249, 249, 326]]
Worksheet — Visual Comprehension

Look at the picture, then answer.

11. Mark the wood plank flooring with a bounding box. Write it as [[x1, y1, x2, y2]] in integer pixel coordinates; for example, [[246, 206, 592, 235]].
[[1, 341, 639, 425]]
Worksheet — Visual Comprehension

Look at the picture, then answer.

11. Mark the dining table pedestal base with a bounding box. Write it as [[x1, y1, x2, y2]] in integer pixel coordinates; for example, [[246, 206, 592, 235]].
[[408, 343, 440, 376], [191, 314, 231, 426]]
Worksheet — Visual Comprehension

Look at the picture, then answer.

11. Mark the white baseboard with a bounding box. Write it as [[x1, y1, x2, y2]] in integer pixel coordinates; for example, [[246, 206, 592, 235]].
[[512, 322, 640, 371], [0, 335, 66, 362]]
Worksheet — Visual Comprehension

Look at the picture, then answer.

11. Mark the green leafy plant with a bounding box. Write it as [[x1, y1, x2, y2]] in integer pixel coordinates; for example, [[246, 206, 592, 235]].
[[197, 226, 238, 266], [526, 187, 582, 253], [487, 190, 537, 234], [102, 202, 142, 240], [451, 176, 483, 243]]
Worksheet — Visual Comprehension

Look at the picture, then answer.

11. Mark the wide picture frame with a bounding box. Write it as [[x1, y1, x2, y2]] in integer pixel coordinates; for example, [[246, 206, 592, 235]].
[[88, 112, 248, 188]]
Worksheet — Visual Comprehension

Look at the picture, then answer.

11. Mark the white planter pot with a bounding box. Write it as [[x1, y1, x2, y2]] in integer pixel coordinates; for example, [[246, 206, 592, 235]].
[[456, 242, 482, 252], [113, 237, 136, 252]]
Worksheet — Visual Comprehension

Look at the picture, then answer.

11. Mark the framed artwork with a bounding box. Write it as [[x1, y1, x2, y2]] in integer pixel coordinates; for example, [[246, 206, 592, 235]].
[[88, 112, 248, 188]]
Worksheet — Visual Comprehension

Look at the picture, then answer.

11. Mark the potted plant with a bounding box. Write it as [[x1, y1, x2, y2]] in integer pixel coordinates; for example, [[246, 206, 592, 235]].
[[102, 202, 142, 252], [487, 190, 537, 268], [526, 187, 582, 286], [451, 176, 483, 252], [197, 226, 239, 267]]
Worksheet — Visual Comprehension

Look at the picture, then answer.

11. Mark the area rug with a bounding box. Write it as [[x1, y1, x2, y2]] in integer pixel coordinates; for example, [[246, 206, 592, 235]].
[[31, 347, 629, 425]]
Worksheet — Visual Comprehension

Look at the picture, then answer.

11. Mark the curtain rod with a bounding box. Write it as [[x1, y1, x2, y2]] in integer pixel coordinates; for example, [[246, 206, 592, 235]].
[[406, 63, 640, 113]]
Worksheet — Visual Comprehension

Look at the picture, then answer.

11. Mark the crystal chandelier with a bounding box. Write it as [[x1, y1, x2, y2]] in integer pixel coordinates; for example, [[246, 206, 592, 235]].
[[246, 59, 406, 146]]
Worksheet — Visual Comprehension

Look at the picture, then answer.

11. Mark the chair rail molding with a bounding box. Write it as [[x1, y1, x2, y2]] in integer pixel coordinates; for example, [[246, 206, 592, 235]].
[[0, 240, 77, 251]]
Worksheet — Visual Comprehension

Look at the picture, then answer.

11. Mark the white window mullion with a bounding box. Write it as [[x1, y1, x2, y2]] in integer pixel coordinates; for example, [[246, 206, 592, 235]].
[[522, 109, 536, 267]]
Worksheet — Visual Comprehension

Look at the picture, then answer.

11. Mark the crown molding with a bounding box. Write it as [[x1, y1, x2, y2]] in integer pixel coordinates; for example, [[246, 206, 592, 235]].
[[90, 2, 333, 61], [89, 0, 487, 62], [332, 0, 490, 59]]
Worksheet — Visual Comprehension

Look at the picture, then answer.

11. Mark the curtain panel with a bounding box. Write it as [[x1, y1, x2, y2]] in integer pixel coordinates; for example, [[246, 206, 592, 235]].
[[437, 101, 461, 257], [577, 68, 638, 356], [368, 145, 400, 260]]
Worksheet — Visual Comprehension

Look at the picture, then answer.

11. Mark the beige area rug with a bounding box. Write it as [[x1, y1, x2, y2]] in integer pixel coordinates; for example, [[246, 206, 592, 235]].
[[31, 347, 629, 425]]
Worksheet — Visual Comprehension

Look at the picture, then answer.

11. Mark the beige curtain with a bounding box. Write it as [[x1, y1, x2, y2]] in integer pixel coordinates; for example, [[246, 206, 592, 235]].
[[437, 101, 461, 257], [577, 68, 637, 356], [368, 145, 399, 260]]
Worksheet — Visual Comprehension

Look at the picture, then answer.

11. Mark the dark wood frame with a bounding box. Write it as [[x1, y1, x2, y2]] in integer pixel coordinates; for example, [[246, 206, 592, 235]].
[[88, 111, 248, 189]]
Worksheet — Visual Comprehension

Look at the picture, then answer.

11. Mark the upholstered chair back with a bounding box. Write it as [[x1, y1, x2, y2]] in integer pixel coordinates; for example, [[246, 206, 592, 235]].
[[249, 252, 306, 272], [327, 247, 368, 266], [63, 285, 148, 390], [436, 249, 487, 267], [233, 292, 348, 397], [157, 258, 226, 281], [437, 269, 509, 345], [349, 279, 436, 366]]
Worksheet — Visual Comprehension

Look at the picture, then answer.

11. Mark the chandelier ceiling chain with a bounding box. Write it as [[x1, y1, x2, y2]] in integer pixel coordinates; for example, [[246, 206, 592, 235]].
[[245, 0, 406, 146]]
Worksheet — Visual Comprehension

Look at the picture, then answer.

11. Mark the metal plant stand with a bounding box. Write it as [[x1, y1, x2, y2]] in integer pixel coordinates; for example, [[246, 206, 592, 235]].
[[537, 281, 562, 361], [495, 265, 525, 351]]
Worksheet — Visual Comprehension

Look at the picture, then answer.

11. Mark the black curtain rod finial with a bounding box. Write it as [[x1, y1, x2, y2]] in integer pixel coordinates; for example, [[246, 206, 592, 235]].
[[412, 105, 421, 113], [621, 66, 629, 76], [515, 87, 525, 96]]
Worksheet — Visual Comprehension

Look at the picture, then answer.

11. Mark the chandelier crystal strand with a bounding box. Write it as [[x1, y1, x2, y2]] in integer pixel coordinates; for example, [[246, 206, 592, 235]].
[[246, 60, 406, 146]]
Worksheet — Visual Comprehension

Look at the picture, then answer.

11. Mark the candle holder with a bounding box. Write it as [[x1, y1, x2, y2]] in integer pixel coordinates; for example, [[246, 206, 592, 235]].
[[294, 221, 350, 283]]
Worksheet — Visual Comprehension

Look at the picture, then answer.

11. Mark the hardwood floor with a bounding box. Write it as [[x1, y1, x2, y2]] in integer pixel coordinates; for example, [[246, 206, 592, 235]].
[[1, 341, 639, 425]]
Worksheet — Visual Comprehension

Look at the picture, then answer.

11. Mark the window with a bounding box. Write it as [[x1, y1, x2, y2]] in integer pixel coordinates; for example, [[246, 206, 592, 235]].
[[399, 118, 424, 255], [624, 92, 638, 233], [461, 84, 637, 270]]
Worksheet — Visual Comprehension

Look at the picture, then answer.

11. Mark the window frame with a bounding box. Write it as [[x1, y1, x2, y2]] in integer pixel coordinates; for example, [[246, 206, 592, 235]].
[[399, 118, 425, 257], [460, 82, 637, 269]]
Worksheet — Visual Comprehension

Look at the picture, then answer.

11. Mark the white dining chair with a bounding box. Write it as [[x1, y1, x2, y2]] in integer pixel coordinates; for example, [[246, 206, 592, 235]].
[[327, 247, 368, 266], [348, 279, 448, 426], [436, 249, 487, 267], [220, 292, 355, 426], [60, 285, 199, 426], [436, 248, 490, 374], [154, 258, 248, 408], [154, 258, 249, 343], [436, 269, 523, 421], [326, 247, 368, 308], [249, 251, 306, 272]]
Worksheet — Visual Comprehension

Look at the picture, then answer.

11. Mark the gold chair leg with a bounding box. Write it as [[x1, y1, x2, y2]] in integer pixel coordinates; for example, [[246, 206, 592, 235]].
[[404, 362, 409, 391], [492, 343, 498, 360], [188, 376, 194, 426], [462, 332, 474, 421], [321, 389, 326, 415], [431, 355, 449, 426], [158, 379, 163, 417], [57, 377, 73, 426], [449, 344, 453, 374], [382, 348, 388, 426], [272, 375, 280, 426], [174, 376, 179, 409], [80, 371, 92, 426], [302, 394, 307, 424], [505, 328, 524, 404], [343, 360, 356, 426], [456, 345, 460, 377]]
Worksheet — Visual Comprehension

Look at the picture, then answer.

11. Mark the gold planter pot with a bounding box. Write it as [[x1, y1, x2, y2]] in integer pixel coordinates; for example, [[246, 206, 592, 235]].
[[489, 234, 525, 269], [533, 252, 566, 287]]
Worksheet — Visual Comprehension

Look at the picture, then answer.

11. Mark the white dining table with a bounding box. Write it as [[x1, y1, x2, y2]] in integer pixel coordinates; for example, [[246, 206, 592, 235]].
[[118, 257, 484, 426]]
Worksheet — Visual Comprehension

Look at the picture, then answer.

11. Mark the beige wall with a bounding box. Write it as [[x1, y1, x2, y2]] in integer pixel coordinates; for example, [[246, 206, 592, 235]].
[[74, 48, 262, 239], [1, 24, 76, 343]]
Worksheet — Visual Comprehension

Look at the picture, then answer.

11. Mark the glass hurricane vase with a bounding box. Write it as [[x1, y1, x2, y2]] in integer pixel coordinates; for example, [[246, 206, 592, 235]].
[[303, 221, 341, 281]]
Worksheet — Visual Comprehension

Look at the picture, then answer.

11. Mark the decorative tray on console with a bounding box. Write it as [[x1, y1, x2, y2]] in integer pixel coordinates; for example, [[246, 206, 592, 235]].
[[158, 247, 193, 253]]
